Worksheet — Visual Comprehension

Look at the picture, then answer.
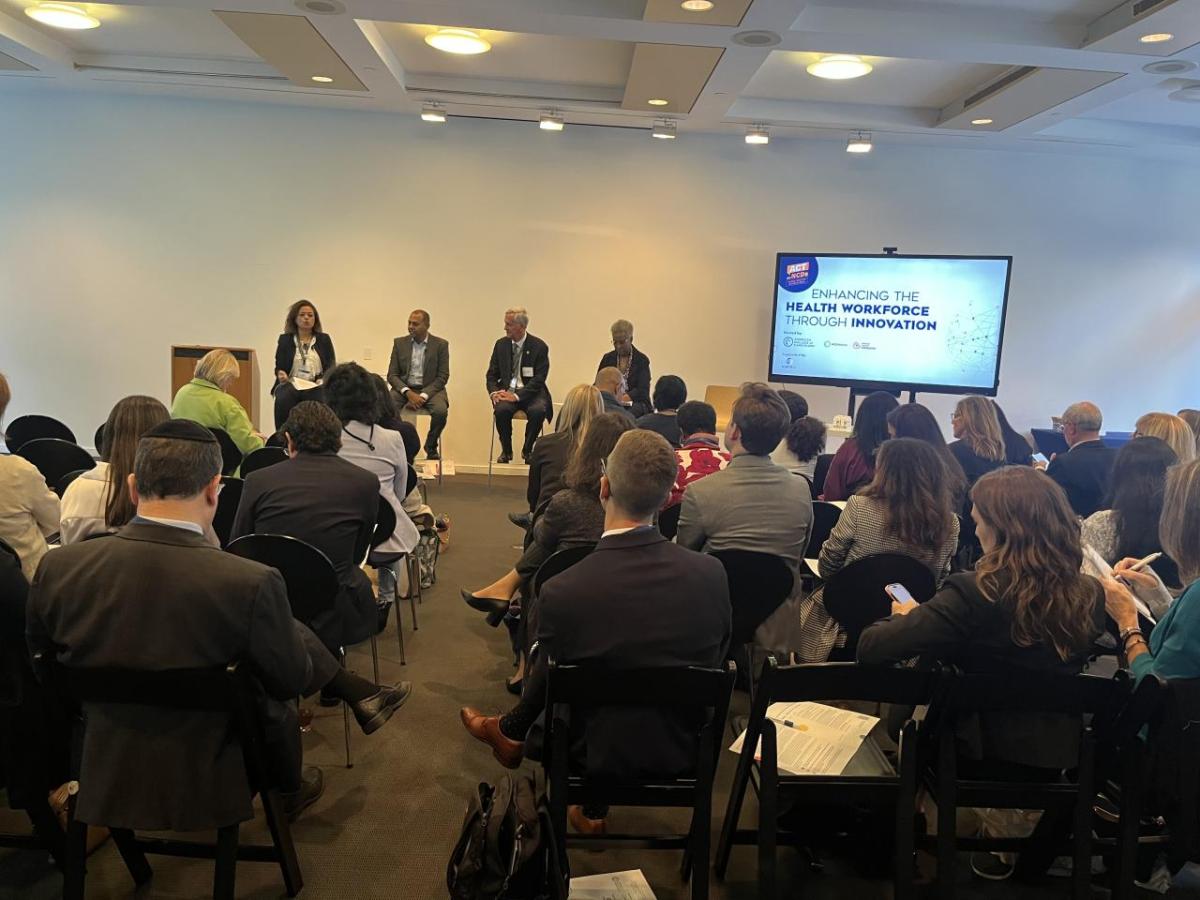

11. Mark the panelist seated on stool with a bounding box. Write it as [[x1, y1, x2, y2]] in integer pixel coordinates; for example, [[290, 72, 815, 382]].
[[486, 306, 552, 465], [386, 309, 449, 461]]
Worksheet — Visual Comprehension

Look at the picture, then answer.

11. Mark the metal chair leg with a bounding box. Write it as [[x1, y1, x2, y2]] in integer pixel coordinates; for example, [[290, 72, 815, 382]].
[[339, 648, 352, 769], [393, 566, 406, 665], [369, 633, 380, 684], [214, 823, 239, 900], [488, 420, 495, 487]]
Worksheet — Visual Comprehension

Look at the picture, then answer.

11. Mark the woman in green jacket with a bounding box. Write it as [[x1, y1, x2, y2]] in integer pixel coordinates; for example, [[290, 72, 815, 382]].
[[170, 349, 264, 457]]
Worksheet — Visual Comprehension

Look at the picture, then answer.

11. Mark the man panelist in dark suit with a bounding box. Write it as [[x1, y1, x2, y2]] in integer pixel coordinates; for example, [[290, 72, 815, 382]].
[[486, 306, 552, 464], [387, 308, 450, 460], [1043, 401, 1117, 518], [27, 420, 409, 830]]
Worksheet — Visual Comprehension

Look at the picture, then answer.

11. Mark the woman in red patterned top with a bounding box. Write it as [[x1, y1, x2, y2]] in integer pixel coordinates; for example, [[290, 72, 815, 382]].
[[665, 401, 731, 509]]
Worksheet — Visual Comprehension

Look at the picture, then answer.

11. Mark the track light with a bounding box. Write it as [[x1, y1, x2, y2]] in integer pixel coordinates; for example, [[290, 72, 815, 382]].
[[539, 111, 564, 132], [651, 120, 677, 140], [846, 131, 872, 153], [744, 124, 769, 145], [421, 103, 446, 123]]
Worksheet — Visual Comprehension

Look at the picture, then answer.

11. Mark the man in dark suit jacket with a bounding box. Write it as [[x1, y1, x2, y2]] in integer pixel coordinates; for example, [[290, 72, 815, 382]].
[[1045, 401, 1117, 518], [596, 319, 652, 418], [462, 430, 731, 828], [486, 306, 552, 463], [386, 309, 450, 459], [595, 366, 636, 421], [26, 420, 408, 831]]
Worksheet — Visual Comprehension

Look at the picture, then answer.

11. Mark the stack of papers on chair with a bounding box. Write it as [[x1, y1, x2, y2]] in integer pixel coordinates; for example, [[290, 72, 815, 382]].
[[569, 869, 656, 899], [730, 701, 890, 777]]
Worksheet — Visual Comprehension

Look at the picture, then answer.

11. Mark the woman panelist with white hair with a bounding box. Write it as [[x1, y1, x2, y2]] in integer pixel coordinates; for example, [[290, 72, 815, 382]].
[[170, 348, 264, 457], [597, 319, 652, 419]]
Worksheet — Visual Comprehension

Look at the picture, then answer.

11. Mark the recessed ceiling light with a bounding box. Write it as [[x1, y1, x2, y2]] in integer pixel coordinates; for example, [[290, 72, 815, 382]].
[[425, 28, 491, 55], [970, 117, 993, 125], [421, 103, 447, 123], [1139, 32, 1174, 43], [647, 98, 669, 106], [539, 111, 564, 132], [1143, 59, 1196, 74], [745, 125, 769, 145], [681, 0, 714, 10], [25, 2, 100, 29], [807, 54, 873, 80], [311, 75, 334, 83], [846, 131, 872, 153], [1169, 85, 1200, 103], [651, 120, 677, 140]]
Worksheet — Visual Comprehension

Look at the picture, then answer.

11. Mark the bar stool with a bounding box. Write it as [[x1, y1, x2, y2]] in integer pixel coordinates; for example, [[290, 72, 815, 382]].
[[487, 410, 543, 486], [399, 407, 444, 486]]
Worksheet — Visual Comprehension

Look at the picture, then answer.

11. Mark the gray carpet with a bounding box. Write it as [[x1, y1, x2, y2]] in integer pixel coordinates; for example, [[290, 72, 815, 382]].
[[2, 474, 1199, 898]]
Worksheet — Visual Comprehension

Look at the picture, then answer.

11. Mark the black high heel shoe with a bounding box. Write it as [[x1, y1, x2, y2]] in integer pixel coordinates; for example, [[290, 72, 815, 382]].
[[460, 588, 510, 616], [506, 678, 523, 696]]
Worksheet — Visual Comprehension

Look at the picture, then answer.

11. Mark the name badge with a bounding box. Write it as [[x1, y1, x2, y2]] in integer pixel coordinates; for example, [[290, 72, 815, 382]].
[[521, 366, 534, 378]]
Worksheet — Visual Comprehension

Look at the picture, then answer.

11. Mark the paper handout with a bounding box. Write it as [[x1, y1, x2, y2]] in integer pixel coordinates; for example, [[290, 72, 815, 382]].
[[569, 869, 657, 899], [729, 701, 885, 776], [290, 377, 320, 391]]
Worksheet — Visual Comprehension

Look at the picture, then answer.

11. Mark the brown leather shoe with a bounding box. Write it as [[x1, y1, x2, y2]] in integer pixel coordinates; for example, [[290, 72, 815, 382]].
[[460, 707, 524, 769], [568, 805, 608, 836]]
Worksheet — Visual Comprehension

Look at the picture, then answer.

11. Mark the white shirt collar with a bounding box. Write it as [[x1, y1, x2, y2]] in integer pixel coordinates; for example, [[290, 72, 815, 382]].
[[601, 526, 638, 539], [137, 514, 204, 535]]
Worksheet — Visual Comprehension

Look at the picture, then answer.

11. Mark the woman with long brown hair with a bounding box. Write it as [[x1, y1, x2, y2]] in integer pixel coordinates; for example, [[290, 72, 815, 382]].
[[949, 395, 1007, 487], [272, 299, 336, 430], [797, 438, 960, 662], [60, 395, 169, 544]]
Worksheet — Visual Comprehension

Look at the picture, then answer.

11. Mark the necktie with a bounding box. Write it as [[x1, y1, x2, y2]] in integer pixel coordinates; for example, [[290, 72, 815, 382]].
[[511, 343, 520, 377]]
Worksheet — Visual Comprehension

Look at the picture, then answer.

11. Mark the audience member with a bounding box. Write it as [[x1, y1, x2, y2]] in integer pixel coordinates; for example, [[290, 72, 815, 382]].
[[460, 429, 731, 835], [515, 384, 602, 529], [635, 375, 686, 447], [886, 402, 967, 505], [1081, 436, 1180, 590], [60, 395, 171, 545], [0, 373, 60, 581], [769, 389, 820, 478], [1106, 459, 1200, 680], [797, 438, 960, 662], [822, 391, 898, 500], [595, 367, 635, 420], [1135, 411, 1197, 463], [272, 299, 335, 430], [992, 400, 1034, 466], [1045, 401, 1117, 518], [1177, 408, 1200, 454], [666, 400, 731, 509], [231, 402, 389, 658], [678, 383, 812, 573], [170, 348, 264, 457], [776, 390, 808, 422], [596, 319, 651, 418], [948, 395, 1006, 488], [26, 420, 410, 827], [371, 373, 420, 461]]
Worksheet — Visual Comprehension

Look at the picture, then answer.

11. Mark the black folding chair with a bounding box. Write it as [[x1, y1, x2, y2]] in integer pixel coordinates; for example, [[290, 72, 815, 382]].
[[709, 550, 793, 692], [0, 536, 21, 568], [811, 453, 834, 497], [226, 534, 354, 768], [211, 477, 243, 549], [822, 553, 937, 658], [657, 503, 682, 540], [531, 545, 594, 598], [15, 439, 95, 492], [93, 424, 106, 459], [240, 446, 288, 477], [545, 661, 736, 900], [38, 658, 303, 900], [5, 415, 75, 453], [364, 497, 420, 648], [716, 659, 935, 900], [921, 670, 1130, 900], [56, 468, 88, 496], [804, 501, 843, 560], [352, 497, 411, 670], [208, 428, 243, 477]]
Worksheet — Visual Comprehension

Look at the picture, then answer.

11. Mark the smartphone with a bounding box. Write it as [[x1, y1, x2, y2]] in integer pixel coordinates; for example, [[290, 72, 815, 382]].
[[885, 583, 916, 606], [1032, 452, 1049, 466]]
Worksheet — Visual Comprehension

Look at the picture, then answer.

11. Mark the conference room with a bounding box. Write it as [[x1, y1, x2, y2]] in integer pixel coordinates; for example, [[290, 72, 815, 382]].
[[1, 0, 1200, 897]]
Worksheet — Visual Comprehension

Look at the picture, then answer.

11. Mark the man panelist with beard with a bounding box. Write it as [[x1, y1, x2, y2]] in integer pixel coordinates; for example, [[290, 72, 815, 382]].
[[387, 309, 450, 460], [486, 307, 552, 464]]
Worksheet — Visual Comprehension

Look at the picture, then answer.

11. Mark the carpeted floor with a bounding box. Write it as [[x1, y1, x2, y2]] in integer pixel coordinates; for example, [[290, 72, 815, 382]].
[[3, 474, 1200, 899]]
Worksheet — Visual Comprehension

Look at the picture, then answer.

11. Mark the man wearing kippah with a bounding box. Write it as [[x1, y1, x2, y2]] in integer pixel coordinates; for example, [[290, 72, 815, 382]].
[[27, 419, 409, 830]]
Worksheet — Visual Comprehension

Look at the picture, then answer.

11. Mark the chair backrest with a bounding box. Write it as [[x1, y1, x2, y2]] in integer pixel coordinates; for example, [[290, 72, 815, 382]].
[[15, 438, 96, 491], [226, 533, 339, 622], [264, 431, 286, 448], [406, 464, 419, 496], [703, 385, 742, 433], [938, 669, 1124, 717], [93, 423, 106, 458], [532, 545, 595, 597], [823, 553, 938, 642], [240, 446, 288, 477], [359, 494, 397, 563], [0, 537, 19, 568], [1031, 427, 1069, 457], [4, 415, 75, 453], [709, 550, 795, 646], [755, 657, 938, 710], [211, 476, 243, 548], [657, 503, 682, 540], [208, 427, 243, 476], [1144, 676, 1200, 865], [812, 453, 834, 497], [804, 500, 843, 558], [56, 468, 88, 496]]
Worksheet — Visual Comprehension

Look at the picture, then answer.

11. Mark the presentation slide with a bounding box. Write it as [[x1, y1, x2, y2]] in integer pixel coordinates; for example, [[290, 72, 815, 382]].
[[769, 254, 1012, 394]]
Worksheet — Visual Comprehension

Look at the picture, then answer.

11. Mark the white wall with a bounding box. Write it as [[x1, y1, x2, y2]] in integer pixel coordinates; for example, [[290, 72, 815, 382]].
[[2, 88, 1199, 465]]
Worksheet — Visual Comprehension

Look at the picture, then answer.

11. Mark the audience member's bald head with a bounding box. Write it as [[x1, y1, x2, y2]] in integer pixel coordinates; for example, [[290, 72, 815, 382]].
[[604, 430, 678, 519], [595, 366, 623, 395], [1061, 401, 1103, 447]]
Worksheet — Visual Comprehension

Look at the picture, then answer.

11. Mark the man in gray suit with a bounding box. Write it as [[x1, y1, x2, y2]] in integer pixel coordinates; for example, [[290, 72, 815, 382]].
[[677, 382, 813, 573], [387, 309, 450, 459]]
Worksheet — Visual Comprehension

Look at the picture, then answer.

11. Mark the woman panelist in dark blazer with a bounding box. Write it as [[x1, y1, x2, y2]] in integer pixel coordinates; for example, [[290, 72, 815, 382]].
[[596, 319, 651, 419], [272, 299, 336, 430]]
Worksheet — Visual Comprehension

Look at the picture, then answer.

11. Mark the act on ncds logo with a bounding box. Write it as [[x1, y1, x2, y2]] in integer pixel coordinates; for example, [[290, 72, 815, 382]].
[[778, 255, 819, 293]]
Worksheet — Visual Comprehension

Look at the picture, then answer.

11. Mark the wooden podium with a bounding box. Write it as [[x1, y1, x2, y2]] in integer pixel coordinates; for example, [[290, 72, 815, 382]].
[[170, 346, 261, 430]]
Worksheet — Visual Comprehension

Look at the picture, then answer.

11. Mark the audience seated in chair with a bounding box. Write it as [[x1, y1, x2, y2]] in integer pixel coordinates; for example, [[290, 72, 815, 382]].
[[0, 372, 60, 581], [595, 366, 635, 421], [992, 399, 1035, 466], [169, 348, 264, 458], [886, 402, 967, 507], [26, 420, 410, 828], [769, 390, 818, 479], [635, 375, 686, 448], [1043, 401, 1118, 518], [822, 390, 898, 501], [664, 401, 731, 510], [948, 395, 1007, 489], [460, 429, 731, 831], [1135, 411, 1198, 464], [797, 438, 960, 662]]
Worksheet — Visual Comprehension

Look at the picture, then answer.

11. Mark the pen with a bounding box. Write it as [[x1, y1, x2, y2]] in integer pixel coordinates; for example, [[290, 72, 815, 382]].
[[1126, 552, 1162, 574]]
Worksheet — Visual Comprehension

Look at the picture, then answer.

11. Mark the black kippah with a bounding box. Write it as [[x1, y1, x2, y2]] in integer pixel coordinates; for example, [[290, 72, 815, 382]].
[[143, 419, 220, 444]]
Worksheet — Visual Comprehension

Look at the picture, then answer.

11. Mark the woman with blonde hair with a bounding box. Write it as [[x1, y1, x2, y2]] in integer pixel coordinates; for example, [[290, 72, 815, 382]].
[[949, 395, 1007, 488], [1135, 411, 1197, 463], [170, 348, 263, 456], [514, 384, 603, 528]]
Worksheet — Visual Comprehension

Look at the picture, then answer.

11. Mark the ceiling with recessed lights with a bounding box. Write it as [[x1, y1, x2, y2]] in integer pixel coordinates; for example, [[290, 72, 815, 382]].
[[1, 0, 1199, 156]]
